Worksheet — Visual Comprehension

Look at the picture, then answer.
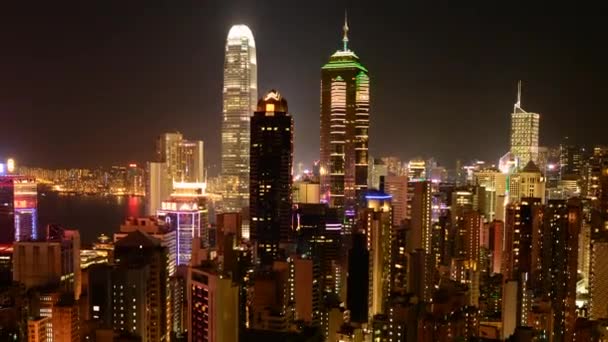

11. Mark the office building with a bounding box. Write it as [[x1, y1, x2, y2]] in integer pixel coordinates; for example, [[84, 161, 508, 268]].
[[221, 24, 258, 212], [474, 167, 507, 222], [0, 175, 38, 243], [188, 264, 239, 342], [293, 180, 320, 204], [157, 181, 208, 266], [112, 230, 169, 342], [510, 81, 540, 165], [293, 203, 341, 297], [250, 90, 293, 264], [320, 15, 370, 214], [177, 140, 204, 182], [508, 161, 545, 204], [368, 158, 387, 191], [407, 159, 426, 180]]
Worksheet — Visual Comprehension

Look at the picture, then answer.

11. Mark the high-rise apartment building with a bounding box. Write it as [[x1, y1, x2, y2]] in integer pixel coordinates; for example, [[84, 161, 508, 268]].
[[221, 24, 258, 212], [590, 233, 608, 320], [320, 16, 369, 214], [407, 181, 432, 253], [249, 90, 293, 265], [112, 230, 169, 342], [347, 233, 369, 324], [188, 265, 239, 342], [510, 82, 540, 166], [384, 175, 407, 226], [361, 189, 392, 317], [542, 199, 580, 342], [0, 175, 38, 243]]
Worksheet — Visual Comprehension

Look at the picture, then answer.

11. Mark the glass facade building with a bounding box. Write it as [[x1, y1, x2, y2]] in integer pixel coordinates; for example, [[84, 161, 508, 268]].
[[221, 25, 258, 212]]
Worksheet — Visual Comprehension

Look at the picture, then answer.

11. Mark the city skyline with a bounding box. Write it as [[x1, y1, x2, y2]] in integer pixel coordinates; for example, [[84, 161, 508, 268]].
[[0, 1, 605, 170]]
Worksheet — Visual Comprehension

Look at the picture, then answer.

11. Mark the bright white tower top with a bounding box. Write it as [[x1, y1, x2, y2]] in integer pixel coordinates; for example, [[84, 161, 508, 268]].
[[227, 24, 256, 47]]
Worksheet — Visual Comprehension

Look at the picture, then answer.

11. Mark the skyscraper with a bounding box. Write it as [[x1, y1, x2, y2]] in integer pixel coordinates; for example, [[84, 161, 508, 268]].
[[320, 15, 370, 217], [157, 182, 208, 266], [0, 175, 38, 243], [221, 24, 258, 212], [250, 90, 293, 265], [510, 81, 540, 166]]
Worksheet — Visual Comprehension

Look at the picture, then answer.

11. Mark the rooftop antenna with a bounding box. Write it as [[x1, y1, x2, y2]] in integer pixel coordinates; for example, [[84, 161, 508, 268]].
[[516, 80, 522, 109], [342, 9, 349, 51]]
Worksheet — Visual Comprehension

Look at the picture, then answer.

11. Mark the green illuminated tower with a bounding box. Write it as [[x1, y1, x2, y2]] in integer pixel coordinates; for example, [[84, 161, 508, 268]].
[[319, 13, 370, 230]]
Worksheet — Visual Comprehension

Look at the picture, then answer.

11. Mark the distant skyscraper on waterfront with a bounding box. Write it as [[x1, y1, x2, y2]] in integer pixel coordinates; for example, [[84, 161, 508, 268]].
[[0, 175, 37, 242], [221, 24, 258, 212], [320, 15, 370, 217], [249, 90, 293, 265], [148, 133, 204, 215], [510, 81, 540, 166]]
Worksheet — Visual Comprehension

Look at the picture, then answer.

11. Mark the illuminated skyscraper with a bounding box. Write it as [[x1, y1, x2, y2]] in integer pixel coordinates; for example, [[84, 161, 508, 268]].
[[510, 81, 540, 165], [0, 175, 38, 242], [221, 24, 258, 212], [157, 182, 208, 266], [320, 15, 369, 217], [250, 90, 293, 265]]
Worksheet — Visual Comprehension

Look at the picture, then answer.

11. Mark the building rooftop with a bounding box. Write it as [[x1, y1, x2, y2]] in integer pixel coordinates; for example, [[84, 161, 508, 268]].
[[114, 229, 160, 248], [521, 160, 541, 173]]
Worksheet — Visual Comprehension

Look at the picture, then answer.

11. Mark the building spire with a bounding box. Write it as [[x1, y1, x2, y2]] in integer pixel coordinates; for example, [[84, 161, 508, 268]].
[[342, 10, 349, 51], [516, 80, 522, 108]]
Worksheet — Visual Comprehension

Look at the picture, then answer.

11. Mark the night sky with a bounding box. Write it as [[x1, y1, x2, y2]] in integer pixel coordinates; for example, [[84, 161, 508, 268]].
[[0, 1, 605, 173]]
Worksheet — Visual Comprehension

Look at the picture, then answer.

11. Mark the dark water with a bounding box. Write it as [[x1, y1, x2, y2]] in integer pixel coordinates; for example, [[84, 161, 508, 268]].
[[38, 192, 144, 246]]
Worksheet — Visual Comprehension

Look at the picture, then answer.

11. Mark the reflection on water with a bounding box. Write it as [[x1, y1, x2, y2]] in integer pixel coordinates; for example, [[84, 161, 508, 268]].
[[38, 192, 145, 246]]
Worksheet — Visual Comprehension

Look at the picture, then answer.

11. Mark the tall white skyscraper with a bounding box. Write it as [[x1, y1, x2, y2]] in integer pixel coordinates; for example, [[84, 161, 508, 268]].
[[510, 81, 540, 166], [221, 25, 257, 212]]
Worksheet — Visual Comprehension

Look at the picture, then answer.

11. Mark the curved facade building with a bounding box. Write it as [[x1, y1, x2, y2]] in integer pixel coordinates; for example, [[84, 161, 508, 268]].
[[221, 25, 258, 212]]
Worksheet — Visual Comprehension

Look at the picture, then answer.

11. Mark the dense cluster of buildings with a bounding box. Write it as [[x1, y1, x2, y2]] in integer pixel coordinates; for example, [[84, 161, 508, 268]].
[[18, 164, 145, 196], [0, 15, 607, 342]]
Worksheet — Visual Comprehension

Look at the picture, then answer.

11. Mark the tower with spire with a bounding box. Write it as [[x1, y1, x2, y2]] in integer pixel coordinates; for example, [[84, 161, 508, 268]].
[[510, 80, 540, 166], [319, 12, 370, 233]]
